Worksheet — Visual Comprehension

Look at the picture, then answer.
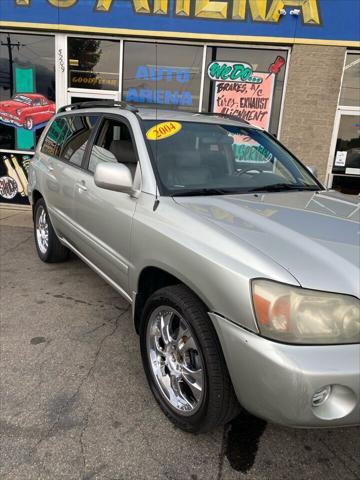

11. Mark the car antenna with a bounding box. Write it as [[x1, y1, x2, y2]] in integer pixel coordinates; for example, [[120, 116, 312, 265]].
[[153, 42, 160, 212]]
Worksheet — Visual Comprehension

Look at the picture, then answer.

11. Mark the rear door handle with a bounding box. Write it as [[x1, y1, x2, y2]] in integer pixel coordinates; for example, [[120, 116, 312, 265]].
[[47, 165, 54, 172], [76, 181, 87, 192]]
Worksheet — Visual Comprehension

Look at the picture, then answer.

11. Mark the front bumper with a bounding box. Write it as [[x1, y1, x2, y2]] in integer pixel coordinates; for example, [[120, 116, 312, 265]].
[[210, 313, 360, 427]]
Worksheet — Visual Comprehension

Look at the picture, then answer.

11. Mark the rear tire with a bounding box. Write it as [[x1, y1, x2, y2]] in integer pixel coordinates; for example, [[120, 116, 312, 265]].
[[140, 284, 240, 433], [34, 198, 69, 263]]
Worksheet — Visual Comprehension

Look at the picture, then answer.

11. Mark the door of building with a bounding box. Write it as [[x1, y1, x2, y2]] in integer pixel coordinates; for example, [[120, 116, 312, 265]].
[[327, 109, 360, 195], [67, 91, 119, 105]]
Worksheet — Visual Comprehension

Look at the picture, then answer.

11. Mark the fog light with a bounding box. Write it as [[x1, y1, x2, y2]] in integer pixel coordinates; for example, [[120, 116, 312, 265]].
[[312, 385, 332, 407]]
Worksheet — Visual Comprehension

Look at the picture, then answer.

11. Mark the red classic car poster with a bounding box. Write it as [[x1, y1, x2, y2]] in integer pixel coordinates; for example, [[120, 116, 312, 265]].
[[0, 93, 56, 131]]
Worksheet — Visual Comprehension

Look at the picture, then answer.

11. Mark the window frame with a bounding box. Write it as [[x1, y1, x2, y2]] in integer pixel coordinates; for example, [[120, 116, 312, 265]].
[[40, 113, 101, 171], [83, 113, 141, 176]]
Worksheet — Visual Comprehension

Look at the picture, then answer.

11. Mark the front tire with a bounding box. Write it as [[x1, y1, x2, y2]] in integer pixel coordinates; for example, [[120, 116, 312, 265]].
[[140, 285, 239, 433], [34, 198, 69, 263]]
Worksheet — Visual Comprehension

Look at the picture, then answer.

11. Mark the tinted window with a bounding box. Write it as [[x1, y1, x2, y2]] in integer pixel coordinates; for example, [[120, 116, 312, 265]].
[[41, 117, 69, 158], [88, 118, 137, 176], [42, 115, 98, 164], [122, 42, 203, 111], [61, 116, 98, 166]]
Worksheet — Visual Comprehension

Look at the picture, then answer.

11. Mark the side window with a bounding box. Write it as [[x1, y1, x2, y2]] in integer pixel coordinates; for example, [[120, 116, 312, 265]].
[[41, 117, 69, 158], [41, 115, 98, 164], [61, 115, 98, 166], [88, 118, 137, 176]]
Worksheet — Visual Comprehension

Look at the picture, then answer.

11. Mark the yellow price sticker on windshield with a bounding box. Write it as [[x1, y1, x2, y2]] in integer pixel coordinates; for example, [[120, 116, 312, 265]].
[[146, 121, 182, 141]]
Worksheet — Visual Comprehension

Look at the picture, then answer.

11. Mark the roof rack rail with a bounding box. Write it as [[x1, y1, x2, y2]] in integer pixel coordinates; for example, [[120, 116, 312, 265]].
[[195, 112, 250, 124], [57, 100, 138, 114]]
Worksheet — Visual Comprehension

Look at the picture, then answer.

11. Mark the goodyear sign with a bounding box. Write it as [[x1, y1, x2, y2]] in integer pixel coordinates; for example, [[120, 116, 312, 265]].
[[1, 0, 359, 46]]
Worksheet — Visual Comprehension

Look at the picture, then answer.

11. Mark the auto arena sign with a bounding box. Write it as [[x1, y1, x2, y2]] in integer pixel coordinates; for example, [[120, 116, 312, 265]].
[[2, 0, 359, 47], [11, 0, 321, 24]]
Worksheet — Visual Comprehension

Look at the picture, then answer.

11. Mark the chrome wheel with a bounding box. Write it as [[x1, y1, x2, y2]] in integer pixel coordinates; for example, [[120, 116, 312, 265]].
[[147, 306, 205, 415], [36, 206, 49, 254]]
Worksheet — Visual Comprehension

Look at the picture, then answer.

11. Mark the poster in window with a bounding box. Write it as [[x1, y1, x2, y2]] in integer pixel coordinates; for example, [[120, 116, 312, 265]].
[[0, 152, 31, 204], [213, 72, 275, 131]]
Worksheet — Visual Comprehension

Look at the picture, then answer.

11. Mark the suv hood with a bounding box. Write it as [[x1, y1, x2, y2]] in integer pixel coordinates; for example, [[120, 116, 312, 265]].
[[174, 190, 360, 297]]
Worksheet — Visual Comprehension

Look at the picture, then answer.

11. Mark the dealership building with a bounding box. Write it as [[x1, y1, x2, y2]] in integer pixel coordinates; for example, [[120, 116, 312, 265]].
[[0, 0, 359, 204]]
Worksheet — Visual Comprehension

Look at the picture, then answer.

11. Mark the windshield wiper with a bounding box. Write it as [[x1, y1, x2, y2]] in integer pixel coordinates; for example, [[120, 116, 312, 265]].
[[247, 183, 320, 193], [171, 188, 233, 197]]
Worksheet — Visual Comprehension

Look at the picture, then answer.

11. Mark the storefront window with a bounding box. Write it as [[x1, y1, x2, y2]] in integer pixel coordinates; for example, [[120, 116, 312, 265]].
[[0, 32, 55, 204], [68, 38, 119, 91], [339, 53, 360, 107], [122, 42, 203, 111], [330, 51, 360, 195], [203, 47, 288, 135], [0, 33, 55, 151]]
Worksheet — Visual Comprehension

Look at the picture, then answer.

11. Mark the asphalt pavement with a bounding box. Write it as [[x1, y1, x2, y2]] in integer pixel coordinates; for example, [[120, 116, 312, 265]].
[[1, 206, 359, 480]]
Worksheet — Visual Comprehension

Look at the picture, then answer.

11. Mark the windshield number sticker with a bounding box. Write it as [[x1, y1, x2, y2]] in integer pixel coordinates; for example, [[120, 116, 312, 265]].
[[146, 122, 182, 141]]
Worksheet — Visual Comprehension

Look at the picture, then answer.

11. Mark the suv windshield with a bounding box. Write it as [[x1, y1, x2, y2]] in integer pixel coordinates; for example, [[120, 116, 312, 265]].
[[143, 120, 321, 196]]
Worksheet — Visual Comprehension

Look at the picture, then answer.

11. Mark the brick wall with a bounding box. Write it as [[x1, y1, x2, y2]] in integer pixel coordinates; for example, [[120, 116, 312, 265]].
[[280, 45, 346, 183]]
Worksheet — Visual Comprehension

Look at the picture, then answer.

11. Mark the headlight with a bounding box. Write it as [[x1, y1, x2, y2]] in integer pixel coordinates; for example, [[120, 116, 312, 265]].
[[252, 279, 360, 344]]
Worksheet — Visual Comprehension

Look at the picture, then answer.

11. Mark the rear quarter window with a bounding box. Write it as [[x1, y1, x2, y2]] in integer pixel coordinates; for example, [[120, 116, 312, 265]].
[[41, 115, 98, 165], [41, 117, 69, 158]]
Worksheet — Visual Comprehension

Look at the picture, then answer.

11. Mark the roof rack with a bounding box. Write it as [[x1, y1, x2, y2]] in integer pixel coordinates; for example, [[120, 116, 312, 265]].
[[195, 112, 250, 124], [57, 100, 138, 114]]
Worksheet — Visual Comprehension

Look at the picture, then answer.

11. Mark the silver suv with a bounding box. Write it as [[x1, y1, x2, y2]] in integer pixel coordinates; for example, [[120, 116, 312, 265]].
[[29, 102, 360, 433]]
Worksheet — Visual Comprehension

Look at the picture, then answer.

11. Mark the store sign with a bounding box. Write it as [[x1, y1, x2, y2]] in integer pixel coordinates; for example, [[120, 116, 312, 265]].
[[3, 0, 359, 46], [12, 0, 321, 24], [69, 71, 118, 90], [213, 73, 275, 130], [0, 153, 31, 204]]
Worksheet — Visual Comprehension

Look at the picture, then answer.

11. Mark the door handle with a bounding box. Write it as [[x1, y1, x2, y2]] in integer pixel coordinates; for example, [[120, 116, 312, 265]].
[[76, 181, 87, 192], [47, 165, 54, 172]]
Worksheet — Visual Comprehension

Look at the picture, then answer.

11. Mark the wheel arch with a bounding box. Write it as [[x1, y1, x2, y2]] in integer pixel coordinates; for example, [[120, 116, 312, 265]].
[[134, 266, 210, 334]]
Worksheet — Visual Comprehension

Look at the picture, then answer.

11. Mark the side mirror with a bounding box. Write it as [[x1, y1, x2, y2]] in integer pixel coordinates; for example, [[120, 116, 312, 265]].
[[306, 165, 318, 178], [94, 162, 133, 194]]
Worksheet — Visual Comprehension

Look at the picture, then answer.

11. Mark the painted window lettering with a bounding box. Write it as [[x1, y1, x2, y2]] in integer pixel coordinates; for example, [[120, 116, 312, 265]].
[[208, 62, 262, 84], [125, 65, 193, 107]]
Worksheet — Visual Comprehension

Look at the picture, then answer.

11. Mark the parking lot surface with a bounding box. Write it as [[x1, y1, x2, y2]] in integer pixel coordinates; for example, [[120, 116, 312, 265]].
[[1, 206, 359, 480]]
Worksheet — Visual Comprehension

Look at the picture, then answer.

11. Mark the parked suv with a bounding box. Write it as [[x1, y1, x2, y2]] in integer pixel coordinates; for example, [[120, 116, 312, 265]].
[[29, 101, 360, 433]]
